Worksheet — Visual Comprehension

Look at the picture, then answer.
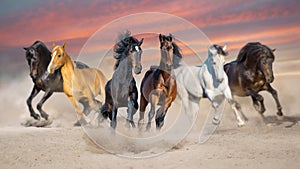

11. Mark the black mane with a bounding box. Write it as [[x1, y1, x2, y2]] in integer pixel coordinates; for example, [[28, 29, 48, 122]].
[[237, 42, 274, 64], [213, 44, 228, 56], [113, 31, 140, 70]]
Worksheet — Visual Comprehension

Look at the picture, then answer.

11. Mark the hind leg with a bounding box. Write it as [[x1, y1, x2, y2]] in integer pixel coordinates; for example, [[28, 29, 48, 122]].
[[224, 87, 245, 127], [27, 85, 41, 120], [37, 90, 53, 120]]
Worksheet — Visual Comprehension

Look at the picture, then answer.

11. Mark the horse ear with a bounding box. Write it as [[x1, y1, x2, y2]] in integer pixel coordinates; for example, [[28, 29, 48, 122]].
[[168, 33, 173, 41], [209, 46, 217, 55], [23, 47, 28, 51], [52, 42, 56, 48], [138, 38, 144, 46], [62, 42, 66, 49], [159, 34, 163, 42], [223, 45, 227, 52], [272, 48, 276, 52]]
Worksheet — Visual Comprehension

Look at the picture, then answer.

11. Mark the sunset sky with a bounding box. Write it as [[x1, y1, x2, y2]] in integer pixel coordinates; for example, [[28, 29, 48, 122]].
[[0, 0, 300, 81]]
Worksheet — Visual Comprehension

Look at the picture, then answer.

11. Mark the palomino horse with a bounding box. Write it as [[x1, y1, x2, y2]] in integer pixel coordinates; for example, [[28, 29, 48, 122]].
[[175, 44, 246, 127], [100, 31, 144, 129], [138, 34, 182, 130], [47, 42, 107, 124], [224, 42, 283, 119], [24, 41, 89, 122]]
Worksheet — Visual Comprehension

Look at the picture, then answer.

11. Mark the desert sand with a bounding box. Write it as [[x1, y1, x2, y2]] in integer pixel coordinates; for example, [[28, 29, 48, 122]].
[[0, 63, 300, 169]]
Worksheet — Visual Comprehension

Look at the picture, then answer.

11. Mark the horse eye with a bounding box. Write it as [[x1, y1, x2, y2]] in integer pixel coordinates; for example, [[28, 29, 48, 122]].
[[58, 54, 61, 58]]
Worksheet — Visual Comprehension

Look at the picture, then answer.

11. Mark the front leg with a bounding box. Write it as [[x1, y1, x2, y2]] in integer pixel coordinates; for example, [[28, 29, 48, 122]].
[[37, 90, 53, 120], [111, 105, 118, 129], [27, 85, 41, 120], [68, 96, 90, 124], [266, 83, 283, 117], [245, 88, 265, 114]]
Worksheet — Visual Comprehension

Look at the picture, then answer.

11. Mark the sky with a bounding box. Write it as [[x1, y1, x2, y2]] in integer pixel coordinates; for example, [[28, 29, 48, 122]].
[[0, 0, 300, 82]]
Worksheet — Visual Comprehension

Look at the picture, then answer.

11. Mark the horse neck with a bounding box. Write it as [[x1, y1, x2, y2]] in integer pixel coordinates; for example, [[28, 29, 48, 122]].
[[114, 56, 133, 82], [61, 53, 75, 82]]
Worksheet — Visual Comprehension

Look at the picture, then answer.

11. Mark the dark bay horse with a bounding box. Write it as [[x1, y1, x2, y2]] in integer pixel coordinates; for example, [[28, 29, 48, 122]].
[[138, 34, 182, 130], [224, 42, 283, 119], [100, 31, 144, 129], [24, 41, 89, 122]]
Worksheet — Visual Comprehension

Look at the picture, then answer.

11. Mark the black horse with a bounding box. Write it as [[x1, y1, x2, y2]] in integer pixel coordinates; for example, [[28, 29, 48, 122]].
[[100, 31, 143, 129], [224, 42, 283, 118], [24, 41, 89, 121]]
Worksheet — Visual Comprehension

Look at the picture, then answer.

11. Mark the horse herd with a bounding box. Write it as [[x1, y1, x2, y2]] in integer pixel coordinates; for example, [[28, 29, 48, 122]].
[[23, 31, 283, 130]]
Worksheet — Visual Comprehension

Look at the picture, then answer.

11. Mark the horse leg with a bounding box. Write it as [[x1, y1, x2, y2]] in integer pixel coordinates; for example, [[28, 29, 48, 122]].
[[146, 91, 160, 131], [37, 90, 53, 120], [110, 105, 118, 129], [156, 96, 171, 130], [126, 99, 136, 128], [224, 87, 245, 127], [68, 96, 91, 124], [74, 100, 90, 126], [266, 83, 283, 118], [250, 91, 266, 115], [138, 94, 148, 129], [26, 85, 41, 120]]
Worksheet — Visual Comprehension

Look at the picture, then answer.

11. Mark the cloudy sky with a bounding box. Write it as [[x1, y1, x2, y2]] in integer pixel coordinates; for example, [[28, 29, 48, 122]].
[[0, 0, 300, 81]]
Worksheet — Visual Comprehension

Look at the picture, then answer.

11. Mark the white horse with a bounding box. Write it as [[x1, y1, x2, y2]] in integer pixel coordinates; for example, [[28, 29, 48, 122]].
[[175, 44, 245, 127]]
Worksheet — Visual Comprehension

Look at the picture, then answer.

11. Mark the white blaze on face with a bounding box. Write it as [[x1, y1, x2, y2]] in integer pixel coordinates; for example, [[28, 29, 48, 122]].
[[135, 46, 139, 52], [47, 50, 57, 73]]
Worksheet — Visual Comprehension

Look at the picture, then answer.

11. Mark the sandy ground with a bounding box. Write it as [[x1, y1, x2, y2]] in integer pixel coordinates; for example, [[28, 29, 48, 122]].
[[0, 70, 300, 169]]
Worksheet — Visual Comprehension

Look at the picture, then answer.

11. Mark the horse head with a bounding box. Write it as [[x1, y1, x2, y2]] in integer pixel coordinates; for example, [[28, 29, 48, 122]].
[[208, 44, 228, 83], [257, 48, 275, 83], [47, 42, 67, 74], [24, 46, 40, 79], [159, 34, 174, 72], [127, 37, 144, 74], [237, 42, 275, 83]]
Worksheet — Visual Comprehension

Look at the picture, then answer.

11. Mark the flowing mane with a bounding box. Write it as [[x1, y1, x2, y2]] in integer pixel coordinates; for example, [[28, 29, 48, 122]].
[[113, 31, 140, 70], [236, 42, 274, 64]]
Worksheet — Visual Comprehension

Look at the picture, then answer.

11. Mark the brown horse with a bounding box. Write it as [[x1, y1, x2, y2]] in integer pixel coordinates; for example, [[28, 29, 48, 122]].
[[224, 42, 283, 119], [47, 42, 107, 124], [138, 34, 181, 130]]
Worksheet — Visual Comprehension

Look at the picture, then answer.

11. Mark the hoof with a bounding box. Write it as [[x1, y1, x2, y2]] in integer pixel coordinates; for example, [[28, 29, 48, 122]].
[[237, 122, 245, 127], [212, 117, 220, 125], [42, 114, 49, 120], [31, 113, 40, 120], [276, 114, 284, 120]]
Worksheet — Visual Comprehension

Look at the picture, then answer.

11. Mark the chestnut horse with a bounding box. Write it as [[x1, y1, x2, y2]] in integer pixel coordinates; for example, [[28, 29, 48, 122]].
[[138, 34, 182, 130], [24, 41, 89, 122], [224, 42, 283, 119], [47, 42, 107, 124]]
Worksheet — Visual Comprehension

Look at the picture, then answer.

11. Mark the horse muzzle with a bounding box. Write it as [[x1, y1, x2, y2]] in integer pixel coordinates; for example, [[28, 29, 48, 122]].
[[134, 65, 142, 74]]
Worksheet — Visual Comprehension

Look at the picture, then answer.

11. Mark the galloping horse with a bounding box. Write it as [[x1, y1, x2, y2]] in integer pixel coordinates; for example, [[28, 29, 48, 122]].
[[47, 42, 107, 124], [100, 31, 144, 129], [24, 41, 89, 121], [224, 42, 283, 119], [175, 44, 246, 127], [138, 34, 181, 130]]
